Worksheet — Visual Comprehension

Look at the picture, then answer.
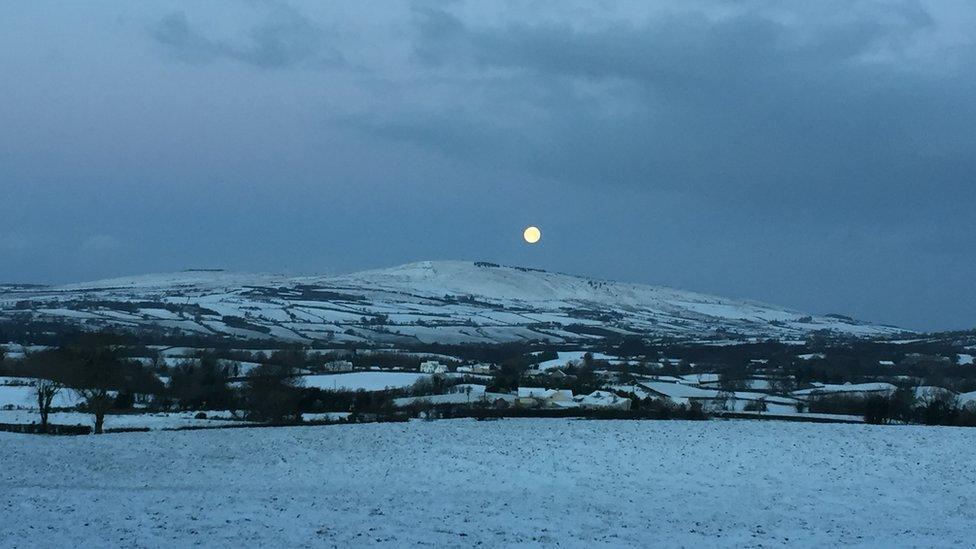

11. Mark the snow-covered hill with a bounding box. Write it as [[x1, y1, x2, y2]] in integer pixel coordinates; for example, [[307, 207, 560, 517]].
[[0, 261, 904, 344]]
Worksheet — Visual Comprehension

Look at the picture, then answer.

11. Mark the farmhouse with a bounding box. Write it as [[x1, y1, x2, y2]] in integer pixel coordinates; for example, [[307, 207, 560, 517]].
[[420, 361, 448, 374], [516, 387, 574, 408], [468, 363, 498, 375], [791, 382, 897, 400], [637, 381, 719, 405], [574, 391, 631, 410], [322, 360, 354, 373]]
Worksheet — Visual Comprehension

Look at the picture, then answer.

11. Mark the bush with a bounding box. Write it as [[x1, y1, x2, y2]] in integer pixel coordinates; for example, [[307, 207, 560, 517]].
[[242, 363, 303, 423], [863, 395, 892, 424], [920, 397, 959, 426], [743, 399, 768, 413], [809, 394, 869, 416]]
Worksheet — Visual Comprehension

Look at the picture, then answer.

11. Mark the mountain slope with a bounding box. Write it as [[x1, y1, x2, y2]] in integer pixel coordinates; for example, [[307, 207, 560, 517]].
[[0, 261, 904, 345]]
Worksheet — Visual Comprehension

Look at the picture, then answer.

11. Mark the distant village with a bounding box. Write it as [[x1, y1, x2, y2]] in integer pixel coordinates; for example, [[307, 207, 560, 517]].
[[2, 334, 976, 433]]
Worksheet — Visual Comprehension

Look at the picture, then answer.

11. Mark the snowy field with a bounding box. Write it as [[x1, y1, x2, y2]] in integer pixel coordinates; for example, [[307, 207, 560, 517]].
[[0, 410, 246, 430], [1, 419, 975, 548], [298, 372, 429, 391]]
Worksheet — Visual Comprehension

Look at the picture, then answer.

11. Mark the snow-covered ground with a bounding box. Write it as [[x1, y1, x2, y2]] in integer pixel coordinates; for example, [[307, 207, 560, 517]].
[[297, 372, 429, 392], [0, 410, 245, 430], [0, 378, 84, 409], [1, 419, 974, 547], [534, 351, 618, 370], [0, 260, 905, 345]]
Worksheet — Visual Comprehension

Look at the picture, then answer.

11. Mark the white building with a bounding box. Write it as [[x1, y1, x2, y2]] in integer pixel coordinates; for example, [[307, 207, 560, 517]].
[[574, 390, 631, 411], [790, 382, 897, 400], [469, 363, 497, 375], [420, 361, 448, 374], [517, 387, 574, 408], [455, 363, 497, 375], [322, 360, 354, 373]]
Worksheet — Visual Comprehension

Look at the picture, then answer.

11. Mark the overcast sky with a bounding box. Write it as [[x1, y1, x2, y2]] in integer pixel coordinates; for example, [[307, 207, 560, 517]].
[[1, 1, 974, 331]]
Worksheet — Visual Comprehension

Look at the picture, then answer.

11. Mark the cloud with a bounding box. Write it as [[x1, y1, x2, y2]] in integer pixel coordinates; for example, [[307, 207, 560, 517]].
[[150, 4, 340, 69], [339, 2, 976, 223]]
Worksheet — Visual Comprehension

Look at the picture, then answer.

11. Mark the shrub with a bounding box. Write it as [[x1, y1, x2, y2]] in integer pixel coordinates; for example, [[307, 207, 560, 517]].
[[743, 399, 767, 413], [863, 395, 892, 424]]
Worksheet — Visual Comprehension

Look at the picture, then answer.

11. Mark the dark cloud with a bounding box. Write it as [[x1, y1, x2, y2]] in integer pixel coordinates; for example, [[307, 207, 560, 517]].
[[359, 4, 976, 223], [151, 5, 339, 68]]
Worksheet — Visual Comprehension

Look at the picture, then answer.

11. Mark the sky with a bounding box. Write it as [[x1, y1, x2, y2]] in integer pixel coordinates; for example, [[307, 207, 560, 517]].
[[1, 1, 974, 332]]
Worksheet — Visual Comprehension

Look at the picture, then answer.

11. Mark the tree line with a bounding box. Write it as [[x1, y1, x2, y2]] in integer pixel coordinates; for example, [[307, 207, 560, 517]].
[[1, 333, 405, 433]]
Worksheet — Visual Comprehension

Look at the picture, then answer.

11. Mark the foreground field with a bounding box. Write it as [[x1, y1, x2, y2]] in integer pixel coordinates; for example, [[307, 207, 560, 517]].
[[1, 420, 974, 548]]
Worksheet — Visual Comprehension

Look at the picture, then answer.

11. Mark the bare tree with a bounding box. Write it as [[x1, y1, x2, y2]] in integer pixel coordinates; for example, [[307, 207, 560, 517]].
[[769, 376, 796, 395], [711, 390, 735, 412], [76, 387, 114, 434], [69, 334, 126, 434], [34, 379, 63, 432], [150, 353, 165, 374]]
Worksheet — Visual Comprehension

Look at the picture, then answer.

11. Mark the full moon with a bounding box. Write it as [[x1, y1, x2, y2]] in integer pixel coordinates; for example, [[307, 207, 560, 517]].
[[523, 226, 541, 244]]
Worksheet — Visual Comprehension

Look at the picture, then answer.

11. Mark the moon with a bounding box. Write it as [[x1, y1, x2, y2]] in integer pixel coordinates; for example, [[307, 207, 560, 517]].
[[523, 226, 541, 244]]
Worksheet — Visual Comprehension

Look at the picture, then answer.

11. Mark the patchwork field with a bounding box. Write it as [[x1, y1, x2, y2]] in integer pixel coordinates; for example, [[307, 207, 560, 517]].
[[1, 419, 974, 547]]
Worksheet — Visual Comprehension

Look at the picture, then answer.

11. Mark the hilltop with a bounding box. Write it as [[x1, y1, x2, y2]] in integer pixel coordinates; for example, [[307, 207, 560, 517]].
[[0, 261, 904, 345]]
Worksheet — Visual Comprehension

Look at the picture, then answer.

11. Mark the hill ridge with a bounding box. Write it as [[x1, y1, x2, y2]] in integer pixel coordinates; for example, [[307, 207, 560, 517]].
[[0, 260, 905, 344]]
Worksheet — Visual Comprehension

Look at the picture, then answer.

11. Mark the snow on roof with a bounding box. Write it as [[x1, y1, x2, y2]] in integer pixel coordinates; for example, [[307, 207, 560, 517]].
[[575, 390, 625, 404], [792, 382, 896, 397], [635, 375, 685, 383], [638, 381, 719, 399], [609, 384, 653, 399], [517, 388, 573, 400]]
